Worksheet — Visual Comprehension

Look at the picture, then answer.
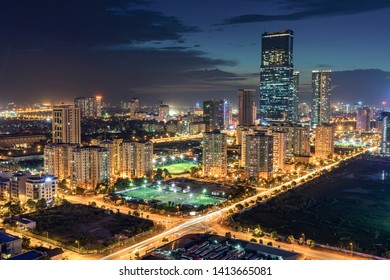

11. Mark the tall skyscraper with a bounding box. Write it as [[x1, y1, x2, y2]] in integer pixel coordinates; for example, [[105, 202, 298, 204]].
[[44, 143, 76, 181], [272, 131, 286, 171], [94, 95, 102, 118], [292, 71, 300, 121], [120, 141, 153, 179], [259, 30, 296, 122], [245, 132, 273, 179], [238, 89, 256, 126], [52, 105, 81, 144], [202, 130, 227, 178], [315, 124, 334, 159], [356, 107, 371, 132], [203, 99, 224, 131], [311, 70, 331, 128], [381, 112, 390, 155], [222, 99, 232, 128]]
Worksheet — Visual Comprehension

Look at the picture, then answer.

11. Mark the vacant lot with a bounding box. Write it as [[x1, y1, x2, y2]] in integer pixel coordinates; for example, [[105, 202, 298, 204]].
[[234, 157, 390, 257], [28, 204, 153, 249]]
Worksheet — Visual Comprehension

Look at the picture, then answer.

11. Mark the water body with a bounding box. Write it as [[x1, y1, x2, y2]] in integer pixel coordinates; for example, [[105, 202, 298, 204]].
[[235, 156, 390, 257]]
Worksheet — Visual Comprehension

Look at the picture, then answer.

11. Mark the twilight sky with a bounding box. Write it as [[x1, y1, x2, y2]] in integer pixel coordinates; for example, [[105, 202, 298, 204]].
[[0, 0, 390, 107]]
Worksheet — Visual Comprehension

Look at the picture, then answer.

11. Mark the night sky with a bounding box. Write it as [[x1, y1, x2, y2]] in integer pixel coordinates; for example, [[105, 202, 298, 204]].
[[0, 0, 389, 107]]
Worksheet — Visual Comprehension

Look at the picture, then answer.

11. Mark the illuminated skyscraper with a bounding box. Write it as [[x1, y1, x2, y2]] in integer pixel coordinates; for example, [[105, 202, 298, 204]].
[[311, 70, 331, 128], [74, 96, 103, 118], [203, 99, 224, 131], [52, 105, 81, 144], [381, 112, 390, 155], [238, 89, 256, 126], [202, 130, 227, 178], [260, 30, 296, 122]]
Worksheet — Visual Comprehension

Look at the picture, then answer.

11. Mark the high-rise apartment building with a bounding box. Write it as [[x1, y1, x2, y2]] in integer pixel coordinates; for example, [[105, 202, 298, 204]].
[[120, 141, 154, 179], [260, 30, 296, 122], [311, 70, 331, 128], [293, 125, 311, 157], [315, 124, 334, 159], [44, 143, 75, 181], [381, 112, 390, 155], [293, 71, 300, 120], [245, 132, 273, 179], [356, 107, 371, 132], [52, 105, 81, 144], [99, 139, 123, 177], [71, 146, 110, 189], [74, 96, 102, 119], [238, 89, 256, 126], [202, 130, 227, 178], [272, 131, 286, 171]]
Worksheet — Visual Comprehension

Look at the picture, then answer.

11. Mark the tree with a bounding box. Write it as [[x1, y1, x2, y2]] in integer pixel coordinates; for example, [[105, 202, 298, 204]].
[[250, 238, 257, 243], [267, 241, 273, 246], [225, 232, 232, 238], [253, 225, 263, 237], [113, 178, 132, 191], [159, 209, 165, 215], [287, 235, 295, 244], [270, 231, 278, 240], [306, 239, 315, 249], [26, 199, 36, 209], [35, 198, 47, 210], [22, 236, 31, 249]]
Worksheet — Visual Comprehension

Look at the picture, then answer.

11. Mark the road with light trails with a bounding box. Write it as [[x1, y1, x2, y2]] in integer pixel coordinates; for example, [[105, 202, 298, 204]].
[[101, 147, 376, 260]]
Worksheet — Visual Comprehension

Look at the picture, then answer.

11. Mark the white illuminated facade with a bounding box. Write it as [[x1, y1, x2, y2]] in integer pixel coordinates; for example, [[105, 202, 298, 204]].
[[52, 105, 81, 144], [315, 124, 334, 159], [202, 130, 227, 178], [26, 175, 58, 202]]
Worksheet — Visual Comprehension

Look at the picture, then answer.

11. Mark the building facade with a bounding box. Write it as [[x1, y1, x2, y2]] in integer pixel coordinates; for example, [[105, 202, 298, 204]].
[[52, 105, 81, 144], [356, 107, 371, 132], [315, 124, 334, 159], [381, 112, 390, 155], [202, 131, 227, 178], [245, 132, 273, 179], [259, 30, 296, 122], [311, 70, 331, 128], [25, 175, 58, 202], [238, 89, 256, 126]]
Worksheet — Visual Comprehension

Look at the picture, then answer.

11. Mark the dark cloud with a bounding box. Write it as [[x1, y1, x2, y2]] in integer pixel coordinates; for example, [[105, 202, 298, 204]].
[[0, 47, 241, 105], [0, 0, 199, 48], [221, 0, 390, 24]]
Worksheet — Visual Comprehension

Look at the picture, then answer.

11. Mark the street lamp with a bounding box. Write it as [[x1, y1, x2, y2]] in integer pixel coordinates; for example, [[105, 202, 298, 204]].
[[75, 240, 80, 252], [350, 242, 353, 256]]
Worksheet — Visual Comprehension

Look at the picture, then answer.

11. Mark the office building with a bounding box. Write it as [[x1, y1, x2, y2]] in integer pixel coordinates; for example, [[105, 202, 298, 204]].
[[203, 99, 224, 131], [259, 30, 296, 122], [356, 107, 371, 132], [245, 132, 273, 179], [223, 99, 232, 128], [311, 70, 331, 128], [315, 124, 334, 159], [52, 105, 81, 144], [381, 112, 390, 155], [238, 89, 256, 126], [202, 130, 227, 178]]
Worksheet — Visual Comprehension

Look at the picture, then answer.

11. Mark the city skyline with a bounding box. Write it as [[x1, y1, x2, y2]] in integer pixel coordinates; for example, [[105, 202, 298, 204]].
[[0, 0, 389, 106]]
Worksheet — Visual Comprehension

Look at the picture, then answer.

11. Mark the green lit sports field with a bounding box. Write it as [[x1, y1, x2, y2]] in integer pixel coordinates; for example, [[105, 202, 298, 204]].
[[121, 187, 223, 206], [154, 162, 197, 174]]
